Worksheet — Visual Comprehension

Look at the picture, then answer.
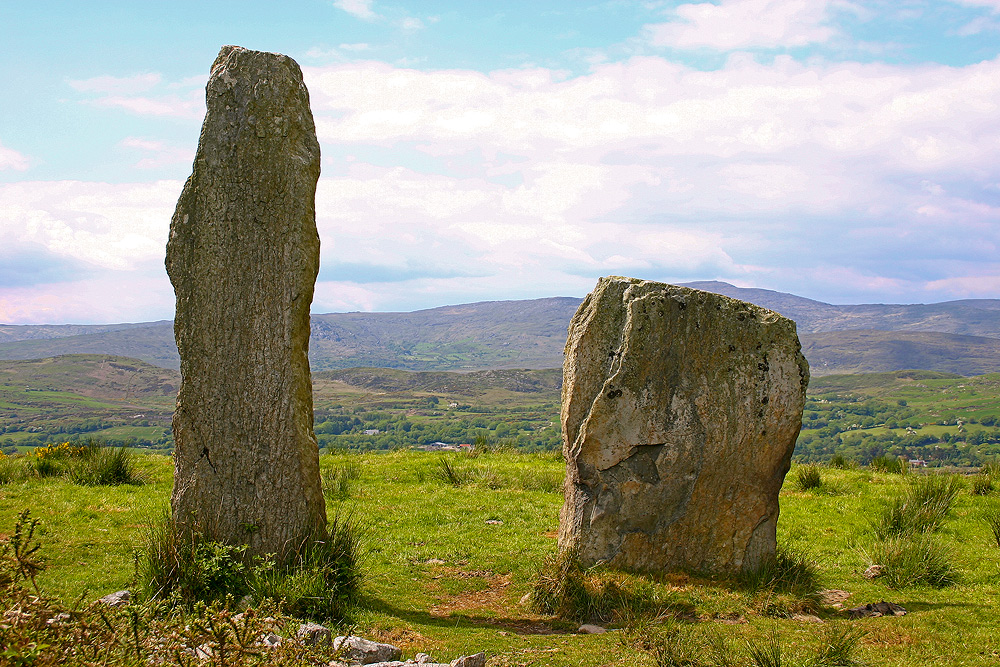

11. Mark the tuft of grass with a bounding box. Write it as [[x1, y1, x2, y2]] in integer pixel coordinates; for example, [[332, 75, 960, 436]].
[[797, 465, 823, 491], [322, 460, 362, 500], [744, 626, 783, 667], [860, 533, 957, 589], [136, 513, 253, 605], [619, 615, 705, 667], [982, 506, 1000, 548], [137, 511, 362, 621], [739, 547, 821, 603], [813, 622, 867, 667], [68, 444, 146, 486], [828, 454, 852, 470], [870, 474, 962, 540], [869, 455, 907, 475], [434, 456, 466, 486], [529, 550, 668, 623], [250, 514, 362, 621], [0, 454, 27, 485], [971, 472, 993, 496]]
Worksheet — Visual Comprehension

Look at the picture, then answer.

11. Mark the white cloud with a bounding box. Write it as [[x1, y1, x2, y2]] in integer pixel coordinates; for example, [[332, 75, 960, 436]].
[[0, 142, 29, 171], [644, 0, 840, 50], [333, 0, 377, 20], [0, 180, 180, 272], [71, 73, 205, 120], [68, 73, 162, 95], [120, 137, 195, 169], [950, 0, 1000, 11]]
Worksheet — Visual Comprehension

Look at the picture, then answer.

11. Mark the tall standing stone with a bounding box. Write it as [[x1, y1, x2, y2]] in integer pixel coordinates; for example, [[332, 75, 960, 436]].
[[558, 277, 808, 573], [165, 46, 325, 559]]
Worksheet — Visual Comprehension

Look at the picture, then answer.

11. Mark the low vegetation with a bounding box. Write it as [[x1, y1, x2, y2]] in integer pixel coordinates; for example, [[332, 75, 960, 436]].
[[4, 451, 1000, 665]]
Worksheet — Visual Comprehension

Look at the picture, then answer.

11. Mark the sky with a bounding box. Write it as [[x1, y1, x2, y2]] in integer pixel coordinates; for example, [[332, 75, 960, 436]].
[[1, 0, 1000, 324]]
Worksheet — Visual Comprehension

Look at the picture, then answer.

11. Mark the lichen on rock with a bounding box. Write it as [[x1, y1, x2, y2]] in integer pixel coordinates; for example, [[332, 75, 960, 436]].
[[558, 276, 809, 573]]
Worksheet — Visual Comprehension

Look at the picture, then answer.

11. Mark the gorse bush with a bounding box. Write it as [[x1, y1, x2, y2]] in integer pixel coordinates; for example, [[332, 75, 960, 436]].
[[797, 465, 822, 491], [871, 474, 962, 540]]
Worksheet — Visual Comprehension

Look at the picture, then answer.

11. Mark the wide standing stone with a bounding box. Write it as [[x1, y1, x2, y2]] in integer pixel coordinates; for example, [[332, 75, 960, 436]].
[[165, 45, 325, 559], [558, 277, 808, 573]]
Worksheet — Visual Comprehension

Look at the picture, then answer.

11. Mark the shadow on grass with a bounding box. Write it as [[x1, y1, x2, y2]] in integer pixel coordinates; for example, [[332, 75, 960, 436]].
[[357, 594, 575, 635]]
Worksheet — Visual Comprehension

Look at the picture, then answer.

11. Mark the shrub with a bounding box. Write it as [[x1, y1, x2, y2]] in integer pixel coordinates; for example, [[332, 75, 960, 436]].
[[68, 444, 146, 486], [797, 465, 822, 491], [870, 455, 907, 474], [871, 474, 962, 540], [862, 532, 956, 588]]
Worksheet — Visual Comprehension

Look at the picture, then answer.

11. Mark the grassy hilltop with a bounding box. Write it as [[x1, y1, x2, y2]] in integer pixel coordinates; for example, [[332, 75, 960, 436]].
[[3, 449, 1000, 665]]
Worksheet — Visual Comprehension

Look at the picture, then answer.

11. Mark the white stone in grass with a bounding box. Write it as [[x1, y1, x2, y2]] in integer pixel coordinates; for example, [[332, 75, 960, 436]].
[[298, 622, 332, 646], [333, 635, 402, 664], [578, 623, 607, 634], [98, 590, 131, 607], [450, 653, 486, 667]]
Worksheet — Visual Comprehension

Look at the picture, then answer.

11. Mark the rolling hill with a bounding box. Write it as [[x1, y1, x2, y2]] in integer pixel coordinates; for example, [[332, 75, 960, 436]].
[[1, 283, 999, 376]]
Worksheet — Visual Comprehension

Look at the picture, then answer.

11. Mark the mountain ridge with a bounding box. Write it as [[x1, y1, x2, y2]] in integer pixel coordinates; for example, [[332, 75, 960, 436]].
[[1, 283, 998, 376]]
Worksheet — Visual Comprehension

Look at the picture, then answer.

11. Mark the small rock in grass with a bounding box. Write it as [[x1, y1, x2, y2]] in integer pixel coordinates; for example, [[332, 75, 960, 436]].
[[426, 558, 447, 565], [863, 564, 882, 579], [450, 653, 486, 667], [195, 643, 213, 660], [819, 589, 851, 608], [485, 519, 503, 525], [791, 614, 823, 623], [848, 601, 907, 619], [298, 622, 332, 646], [333, 635, 402, 664], [519, 591, 533, 606], [99, 590, 131, 607], [578, 624, 607, 634], [261, 632, 282, 648], [415, 654, 435, 664]]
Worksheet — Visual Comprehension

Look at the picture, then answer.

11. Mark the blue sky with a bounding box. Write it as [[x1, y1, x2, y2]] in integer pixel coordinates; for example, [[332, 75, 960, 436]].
[[2, 0, 999, 324]]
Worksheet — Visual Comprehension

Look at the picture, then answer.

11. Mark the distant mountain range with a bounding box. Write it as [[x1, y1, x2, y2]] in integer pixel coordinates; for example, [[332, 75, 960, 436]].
[[1, 281, 999, 376]]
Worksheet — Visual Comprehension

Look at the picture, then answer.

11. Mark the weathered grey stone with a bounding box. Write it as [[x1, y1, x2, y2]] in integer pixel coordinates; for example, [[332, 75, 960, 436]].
[[450, 653, 486, 667], [98, 590, 131, 607], [298, 622, 332, 646], [332, 636, 402, 664], [558, 277, 808, 573], [166, 45, 325, 559], [295, 621, 333, 646]]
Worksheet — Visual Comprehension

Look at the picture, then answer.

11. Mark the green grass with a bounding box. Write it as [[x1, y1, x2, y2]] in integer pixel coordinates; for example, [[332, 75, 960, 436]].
[[7, 455, 1000, 665]]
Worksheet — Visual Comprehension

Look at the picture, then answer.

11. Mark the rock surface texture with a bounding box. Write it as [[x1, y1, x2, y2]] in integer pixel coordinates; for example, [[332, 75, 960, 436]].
[[558, 277, 809, 573], [165, 45, 325, 559]]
